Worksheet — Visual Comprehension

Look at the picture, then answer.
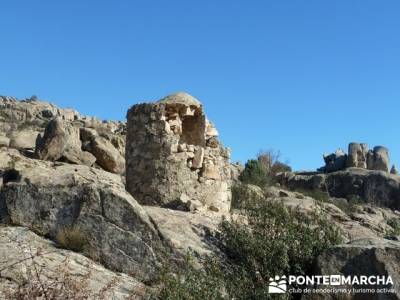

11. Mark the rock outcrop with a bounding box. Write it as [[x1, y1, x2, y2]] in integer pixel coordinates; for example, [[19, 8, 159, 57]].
[[144, 206, 224, 259], [277, 168, 400, 210], [347, 142, 369, 169], [0, 93, 233, 291], [9, 129, 40, 151], [2, 92, 400, 298], [126, 92, 232, 212], [35, 117, 96, 166], [320, 143, 392, 173], [90, 136, 125, 174], [0, 226, 147, 299], [235, 184, 400, 242], [306, 238, 400, 299], [0, 148, 164, 282], [0, 95, 126, 174], [322, 149, 347, 173], [370, 146, 390, 172], [0, 95, 80, 132]]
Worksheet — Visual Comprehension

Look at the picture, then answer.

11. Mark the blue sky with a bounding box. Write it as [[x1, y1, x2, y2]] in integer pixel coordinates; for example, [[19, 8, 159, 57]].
[[1, 1, 399, 170]]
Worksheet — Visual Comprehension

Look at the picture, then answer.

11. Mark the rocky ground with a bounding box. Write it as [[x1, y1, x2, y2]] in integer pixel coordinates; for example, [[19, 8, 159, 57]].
[[0, 94, 399, 299]]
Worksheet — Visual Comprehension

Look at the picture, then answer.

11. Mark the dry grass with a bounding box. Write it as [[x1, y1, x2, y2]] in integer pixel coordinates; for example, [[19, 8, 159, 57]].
[[56, 225, 88, 253], [4, 259, 93, 300]]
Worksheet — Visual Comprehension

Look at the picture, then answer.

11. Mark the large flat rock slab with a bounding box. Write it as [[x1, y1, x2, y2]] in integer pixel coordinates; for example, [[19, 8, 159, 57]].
[[0, 148, 165, 282], [0, 226, 147, 299]]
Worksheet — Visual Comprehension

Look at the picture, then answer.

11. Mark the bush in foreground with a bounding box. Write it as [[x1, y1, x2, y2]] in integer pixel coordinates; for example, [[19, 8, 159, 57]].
[[156, 256, 226, 300], [386, 217, 400, 238], [157, 200, 342, 300]]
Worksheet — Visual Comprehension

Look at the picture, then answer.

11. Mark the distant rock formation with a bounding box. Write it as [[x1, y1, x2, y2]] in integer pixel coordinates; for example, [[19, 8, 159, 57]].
[[319, 142, 392, 173], [370, 146, 390, 172], [322, 149, 347, 173], [276, 168, 400, 210], [347, 142, 369, 169], [126, 92, 232, 212]]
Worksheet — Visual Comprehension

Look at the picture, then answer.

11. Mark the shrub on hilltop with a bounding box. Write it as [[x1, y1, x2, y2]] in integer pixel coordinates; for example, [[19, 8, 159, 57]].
[[240, 150, 291, 188]]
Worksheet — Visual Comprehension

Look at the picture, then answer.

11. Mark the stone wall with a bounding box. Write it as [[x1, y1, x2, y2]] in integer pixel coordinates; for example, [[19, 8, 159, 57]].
[[126, 92, 231, 212]]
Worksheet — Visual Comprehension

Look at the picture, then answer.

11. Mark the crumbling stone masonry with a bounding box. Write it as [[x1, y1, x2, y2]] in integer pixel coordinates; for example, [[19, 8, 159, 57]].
[[126, 92, 232, 212]]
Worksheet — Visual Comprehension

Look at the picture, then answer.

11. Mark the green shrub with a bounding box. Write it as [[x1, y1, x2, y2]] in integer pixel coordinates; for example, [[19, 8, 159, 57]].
[[157, 200, 341, 300], [239, 159, 268, 187], [231, 183, 264, 209], [239, 151, 292, 188], [386, 218, 400, 237], [387, 218, 400, 231], [219, 201, 342, 299], [156, 256, 226, 300], [331, 196, 363, 215], [257, 150, 291, 175], [57, 225, 88, 252]]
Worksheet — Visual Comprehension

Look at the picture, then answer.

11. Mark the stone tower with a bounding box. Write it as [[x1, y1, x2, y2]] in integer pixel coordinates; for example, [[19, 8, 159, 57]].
[[126, 92, 231, 212]]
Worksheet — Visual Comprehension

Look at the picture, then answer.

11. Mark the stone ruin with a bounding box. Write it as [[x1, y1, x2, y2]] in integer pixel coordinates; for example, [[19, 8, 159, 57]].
[[320, 142, 397, 174], [126, 92, 232, 212]]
